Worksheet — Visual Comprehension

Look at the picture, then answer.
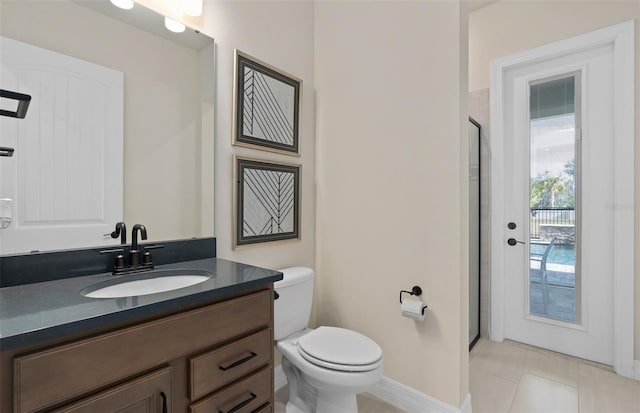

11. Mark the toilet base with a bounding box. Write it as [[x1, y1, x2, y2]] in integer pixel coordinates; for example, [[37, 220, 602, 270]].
[[315, 391, 358, 413], [285, 401, 308, 413], [284, 391, 359, 413], [284, 390, 358, 413], [282, 357, 362, 413], [283, 357, 316, 413]]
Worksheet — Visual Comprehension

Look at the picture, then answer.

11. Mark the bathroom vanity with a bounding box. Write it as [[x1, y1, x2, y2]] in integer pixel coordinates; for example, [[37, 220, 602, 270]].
[[0, 243, 282, 413]]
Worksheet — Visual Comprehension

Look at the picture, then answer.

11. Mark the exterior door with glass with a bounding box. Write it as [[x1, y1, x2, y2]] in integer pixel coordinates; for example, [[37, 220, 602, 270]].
[[500, 42, 615, 365]]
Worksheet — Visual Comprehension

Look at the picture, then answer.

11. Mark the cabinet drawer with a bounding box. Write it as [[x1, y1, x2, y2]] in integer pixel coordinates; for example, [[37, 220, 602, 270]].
[[51, 367, 172, 413], [14, 289, 271, 413], [189, 367, 272, 413], [190, 328, 272, 400]]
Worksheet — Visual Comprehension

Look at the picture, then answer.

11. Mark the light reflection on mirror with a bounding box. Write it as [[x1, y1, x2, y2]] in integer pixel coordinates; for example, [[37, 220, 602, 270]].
[[0, 0, 214, 255]]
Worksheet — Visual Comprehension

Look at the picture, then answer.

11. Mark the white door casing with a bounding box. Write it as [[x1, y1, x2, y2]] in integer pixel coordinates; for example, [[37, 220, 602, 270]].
[[490, 21, 635, 377], [0, 36, 123, 254]]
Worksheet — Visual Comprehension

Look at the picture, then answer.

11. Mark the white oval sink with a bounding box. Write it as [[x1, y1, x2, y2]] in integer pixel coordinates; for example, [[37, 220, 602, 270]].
[[82, 269, 212, 299]]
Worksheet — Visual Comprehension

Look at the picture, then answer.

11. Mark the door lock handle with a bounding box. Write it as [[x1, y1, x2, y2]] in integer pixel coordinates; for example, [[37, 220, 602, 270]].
[[507, 238, 526, 246]]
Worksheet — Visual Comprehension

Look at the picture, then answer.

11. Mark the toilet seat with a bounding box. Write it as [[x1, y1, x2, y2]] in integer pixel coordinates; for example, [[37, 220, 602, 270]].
[[297, 326, 383, 372]]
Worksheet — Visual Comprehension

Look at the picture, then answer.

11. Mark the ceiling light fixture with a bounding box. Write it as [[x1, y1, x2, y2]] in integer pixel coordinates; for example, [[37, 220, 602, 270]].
[[109, 0, 134, 10], [183, 0, 202, 17], [164, 17, 186, 33]]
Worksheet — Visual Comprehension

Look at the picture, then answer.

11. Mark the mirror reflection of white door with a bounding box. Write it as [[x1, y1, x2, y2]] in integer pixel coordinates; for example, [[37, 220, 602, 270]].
[[492, 22, 635, 369], [0, 36, 123, 254]]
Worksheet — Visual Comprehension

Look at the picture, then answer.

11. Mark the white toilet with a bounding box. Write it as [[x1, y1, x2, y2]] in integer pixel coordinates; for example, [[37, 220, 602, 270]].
[[274, 267, 383, 413]]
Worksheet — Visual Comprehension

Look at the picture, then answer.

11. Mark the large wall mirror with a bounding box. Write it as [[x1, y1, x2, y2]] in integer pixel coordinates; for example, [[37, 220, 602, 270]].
[[0, 0, 215, 255]]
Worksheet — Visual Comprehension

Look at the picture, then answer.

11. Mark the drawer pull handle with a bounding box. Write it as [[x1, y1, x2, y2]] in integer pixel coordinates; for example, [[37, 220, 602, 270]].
[[160, 391, 168, 413], [219, 392, 257, 413], [219, 352, 258, 371]]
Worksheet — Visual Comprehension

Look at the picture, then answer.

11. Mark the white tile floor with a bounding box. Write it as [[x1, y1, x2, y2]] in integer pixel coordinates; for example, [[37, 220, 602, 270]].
[[470, 338, 640, 413], [276, 338, 640, 412]]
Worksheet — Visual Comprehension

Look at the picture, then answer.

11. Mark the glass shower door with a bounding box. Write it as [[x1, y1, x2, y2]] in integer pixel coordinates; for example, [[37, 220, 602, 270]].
[[469, 117, 481, 349]]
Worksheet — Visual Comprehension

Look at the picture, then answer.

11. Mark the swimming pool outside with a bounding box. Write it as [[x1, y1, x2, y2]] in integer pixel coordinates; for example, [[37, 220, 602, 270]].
[[547, 244, 575, 266], [529, 242, 576, 322], [529, 242, 575, 272]]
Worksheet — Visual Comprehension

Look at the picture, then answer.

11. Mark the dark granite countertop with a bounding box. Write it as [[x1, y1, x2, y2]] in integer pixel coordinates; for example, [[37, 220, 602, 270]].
[[0, 258, 282, 351]]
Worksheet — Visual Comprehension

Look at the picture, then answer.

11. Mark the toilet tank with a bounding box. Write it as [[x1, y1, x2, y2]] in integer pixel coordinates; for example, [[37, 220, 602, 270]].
[[274, 267, 314, 341]]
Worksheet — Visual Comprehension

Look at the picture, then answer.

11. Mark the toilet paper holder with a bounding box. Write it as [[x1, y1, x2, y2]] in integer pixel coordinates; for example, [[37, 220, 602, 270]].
[[399, 286, 427, 315]]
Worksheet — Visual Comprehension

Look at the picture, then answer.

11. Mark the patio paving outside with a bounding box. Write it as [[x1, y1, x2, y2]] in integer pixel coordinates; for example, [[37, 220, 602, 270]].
[[530, 253, 576, 323]]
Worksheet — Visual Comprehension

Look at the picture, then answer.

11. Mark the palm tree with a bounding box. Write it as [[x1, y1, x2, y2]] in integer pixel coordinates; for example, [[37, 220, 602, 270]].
[[531, 173, 566, 207]]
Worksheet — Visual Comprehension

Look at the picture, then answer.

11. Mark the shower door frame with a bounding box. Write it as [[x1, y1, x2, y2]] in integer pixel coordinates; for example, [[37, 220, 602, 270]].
[[469, 116, 481, 351]]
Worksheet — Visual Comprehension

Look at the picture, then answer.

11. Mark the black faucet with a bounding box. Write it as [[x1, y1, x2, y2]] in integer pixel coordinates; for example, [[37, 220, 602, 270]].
[[100, 224, 163, 275], [131, 224, 147, 249], [129, 224, 147, 267], [109, 222, 127, 244]]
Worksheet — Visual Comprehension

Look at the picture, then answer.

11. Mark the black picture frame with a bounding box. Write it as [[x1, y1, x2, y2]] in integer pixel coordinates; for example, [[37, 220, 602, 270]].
[[234, 157, 301, 247], [233, 50, 301, 155]]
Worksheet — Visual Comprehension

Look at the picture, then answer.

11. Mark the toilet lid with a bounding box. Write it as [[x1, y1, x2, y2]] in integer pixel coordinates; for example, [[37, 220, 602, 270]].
[[297, 326, 382, 370]]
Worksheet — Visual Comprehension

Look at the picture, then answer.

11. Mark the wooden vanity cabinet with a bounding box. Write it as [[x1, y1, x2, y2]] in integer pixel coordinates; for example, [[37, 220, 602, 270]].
[[4, 287, 275, 413], [189, 367, 271, 413], [51, 367, 172, 413]]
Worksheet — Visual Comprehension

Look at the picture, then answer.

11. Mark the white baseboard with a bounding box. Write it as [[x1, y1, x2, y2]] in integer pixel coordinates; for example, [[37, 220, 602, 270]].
[[369, 376, 470, 413], [274, 368, 472, 413], [460, 393, 472, 413], [634, 360, 640, 381]]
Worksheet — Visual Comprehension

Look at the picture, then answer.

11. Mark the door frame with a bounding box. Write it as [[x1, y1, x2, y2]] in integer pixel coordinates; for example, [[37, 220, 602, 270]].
[[489, 20, 635, 378]]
